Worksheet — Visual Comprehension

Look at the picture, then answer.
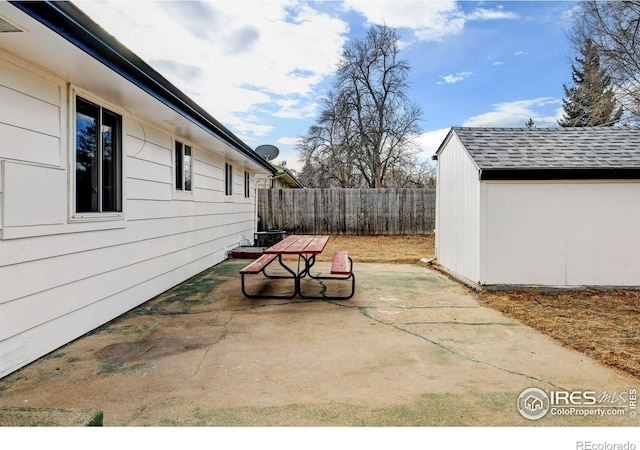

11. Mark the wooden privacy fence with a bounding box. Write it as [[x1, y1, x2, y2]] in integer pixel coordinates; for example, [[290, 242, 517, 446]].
[[257, 188, 436, 235]]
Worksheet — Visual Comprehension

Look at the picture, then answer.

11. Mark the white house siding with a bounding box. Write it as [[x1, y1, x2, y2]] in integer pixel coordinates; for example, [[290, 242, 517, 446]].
[[481, 182, 568, 286], [481, 181, 640, 287], [435, 133, 481, 284], [0, 51, 258, 378]]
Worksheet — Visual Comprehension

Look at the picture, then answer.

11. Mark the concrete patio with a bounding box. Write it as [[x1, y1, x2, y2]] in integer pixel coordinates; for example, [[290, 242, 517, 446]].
[[0, 259, 638, 426]]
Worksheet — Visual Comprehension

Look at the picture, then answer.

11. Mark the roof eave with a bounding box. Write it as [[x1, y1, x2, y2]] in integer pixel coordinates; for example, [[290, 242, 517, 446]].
[[10, 1, 275, 175], [480, 168, 640, 181]]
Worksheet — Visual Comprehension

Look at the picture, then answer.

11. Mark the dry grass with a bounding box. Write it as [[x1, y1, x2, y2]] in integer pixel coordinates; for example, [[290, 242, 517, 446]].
[[316, 235, 640, 381], [315, 234, 435, 264], [477, 289, 640, 380]]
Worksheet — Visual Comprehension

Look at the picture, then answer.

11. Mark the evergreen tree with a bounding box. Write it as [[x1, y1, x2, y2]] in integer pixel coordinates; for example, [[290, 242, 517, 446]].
[[559, 38, 622, 127]]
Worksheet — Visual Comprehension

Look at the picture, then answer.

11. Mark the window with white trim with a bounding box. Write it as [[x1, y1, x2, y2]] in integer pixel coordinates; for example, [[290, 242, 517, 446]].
[[175, 140, 192, 191], [225, 163, 233, 196], [244, 171, 250, 198], [75, 96, 122, 214]]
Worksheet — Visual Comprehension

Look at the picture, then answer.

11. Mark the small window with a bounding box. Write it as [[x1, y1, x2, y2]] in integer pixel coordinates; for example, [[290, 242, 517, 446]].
[[175, 141, 192, 191], [225, 163, 233, 196], [75, 96, 122, 214], [244, 171, 250, 198]]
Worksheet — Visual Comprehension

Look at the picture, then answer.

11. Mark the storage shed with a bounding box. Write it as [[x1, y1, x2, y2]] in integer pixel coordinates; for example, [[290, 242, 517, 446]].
[[0, 2, 275, 378], [434, 127, 640, 289]]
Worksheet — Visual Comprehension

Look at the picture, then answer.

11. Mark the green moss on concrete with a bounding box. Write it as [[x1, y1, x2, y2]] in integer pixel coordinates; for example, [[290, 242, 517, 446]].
[[98, 361, 146, 376], [0, 406, 103, 426]]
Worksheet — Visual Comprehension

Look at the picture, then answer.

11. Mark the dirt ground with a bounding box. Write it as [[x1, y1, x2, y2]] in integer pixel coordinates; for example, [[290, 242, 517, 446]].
[[329, 234, 640, 382]]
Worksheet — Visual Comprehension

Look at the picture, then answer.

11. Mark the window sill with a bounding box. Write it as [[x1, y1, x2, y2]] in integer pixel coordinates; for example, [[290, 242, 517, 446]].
[[69, 213, 125, 224], [173, 190, 194, 201]]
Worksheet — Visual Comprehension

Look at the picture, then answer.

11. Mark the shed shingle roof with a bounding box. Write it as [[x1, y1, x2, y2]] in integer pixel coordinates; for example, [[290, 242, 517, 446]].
[[442, 127, 640, 180]]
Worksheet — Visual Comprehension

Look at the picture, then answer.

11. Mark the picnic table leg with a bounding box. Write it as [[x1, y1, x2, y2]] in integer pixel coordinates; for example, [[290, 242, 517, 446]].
[[299, 255, 355, 300], [297, 254, 316, 279], [263, 254, 297, 280], [299, 271, 355, 300], [241, 255, 298, 299]]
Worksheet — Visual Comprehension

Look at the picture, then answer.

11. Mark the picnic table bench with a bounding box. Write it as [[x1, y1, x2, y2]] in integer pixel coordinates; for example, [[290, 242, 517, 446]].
[[330, 250, 351, 276], [239, 235, 355, 300]]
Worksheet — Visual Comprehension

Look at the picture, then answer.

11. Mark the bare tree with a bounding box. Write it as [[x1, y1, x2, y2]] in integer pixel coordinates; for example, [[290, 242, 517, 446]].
[[572, 1, 640, 122], [384, 159, 436, 188], [298, 24, 423, 188], [298, 92, 363, 187]]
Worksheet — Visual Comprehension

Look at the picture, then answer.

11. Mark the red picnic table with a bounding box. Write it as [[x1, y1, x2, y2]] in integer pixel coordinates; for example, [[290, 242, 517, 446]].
[[240, 234, 354, 300]]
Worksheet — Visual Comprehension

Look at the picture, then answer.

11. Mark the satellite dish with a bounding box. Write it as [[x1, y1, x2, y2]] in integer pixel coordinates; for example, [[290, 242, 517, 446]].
[[255, 144, 279, 161]]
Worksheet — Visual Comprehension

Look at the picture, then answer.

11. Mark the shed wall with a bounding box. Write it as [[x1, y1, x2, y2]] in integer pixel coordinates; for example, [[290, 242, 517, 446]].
[[0, 51, 257, 378], [482, 181, 640, 287], [435, 134, 481, 284]]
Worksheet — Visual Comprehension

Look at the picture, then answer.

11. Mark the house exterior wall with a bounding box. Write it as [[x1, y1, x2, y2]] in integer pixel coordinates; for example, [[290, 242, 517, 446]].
[[481, 181, 640, 287], [0, 50, 257, 378], [256, 174, 280, 189], [255, 169, 303, 189], [435, 133, 481, 284]]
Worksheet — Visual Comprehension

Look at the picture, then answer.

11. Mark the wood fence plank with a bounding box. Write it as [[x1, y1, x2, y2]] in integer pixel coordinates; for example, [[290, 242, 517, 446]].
[[258, 188, 435, 235]]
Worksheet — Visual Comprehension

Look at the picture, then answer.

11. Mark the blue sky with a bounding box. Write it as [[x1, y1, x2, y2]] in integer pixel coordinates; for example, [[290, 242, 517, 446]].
[[76, 1, 579, 171]]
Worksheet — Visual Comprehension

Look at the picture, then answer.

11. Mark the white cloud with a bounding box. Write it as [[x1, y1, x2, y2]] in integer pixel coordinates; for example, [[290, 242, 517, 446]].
[[231, 117, 274, 140], [466, 7, 517, 21], [562, 4, 582, 25], [342, 0, 517, 42], [278, 136, 303, 146], [514, 50, 528, 56], [274, 137, 304, 171], [438, 71, 473, 84], [343, 0, 461, 40], [76, 0, 348, 138], [415, 128, 452, 159], [271, 99, 319, 119], [462, 97, 563, 128]]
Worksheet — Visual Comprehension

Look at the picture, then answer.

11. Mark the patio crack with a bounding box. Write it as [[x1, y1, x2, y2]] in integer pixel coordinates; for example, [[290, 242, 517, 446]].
[[354, 306, 565, 390], [226, 298, 564, 390], [231, 299, 325, 312], [188, 329, 231, 379]]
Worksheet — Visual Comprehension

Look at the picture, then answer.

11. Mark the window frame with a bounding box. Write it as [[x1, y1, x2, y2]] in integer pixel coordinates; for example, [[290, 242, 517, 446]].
[[174, 139, 193, 193], [71, 90, 124, 222], [244, 170, 250, 199], [225, 163, 233, 196]]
